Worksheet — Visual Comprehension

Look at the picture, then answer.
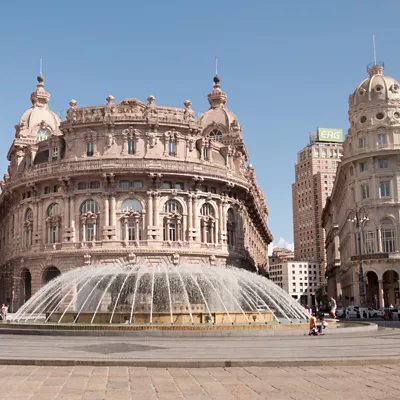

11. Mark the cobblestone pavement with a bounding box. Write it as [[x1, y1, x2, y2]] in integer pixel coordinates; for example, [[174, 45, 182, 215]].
[[0, 364, 400, 400]]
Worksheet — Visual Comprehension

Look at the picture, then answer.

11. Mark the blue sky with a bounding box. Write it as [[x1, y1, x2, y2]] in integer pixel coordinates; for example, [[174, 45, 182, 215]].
[[1, 0, 399, 247]]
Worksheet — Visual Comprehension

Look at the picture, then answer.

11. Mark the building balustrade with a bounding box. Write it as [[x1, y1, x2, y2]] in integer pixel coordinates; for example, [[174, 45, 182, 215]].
[[9, 158, 248, 188]]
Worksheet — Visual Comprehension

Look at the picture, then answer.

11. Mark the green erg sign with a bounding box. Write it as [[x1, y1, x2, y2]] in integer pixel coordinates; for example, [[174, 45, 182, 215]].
[[317, 128, 343, 143]]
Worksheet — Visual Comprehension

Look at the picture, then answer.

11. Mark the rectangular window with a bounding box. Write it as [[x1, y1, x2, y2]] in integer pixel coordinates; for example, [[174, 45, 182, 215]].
[[359, 162, 367, 172], [175, 183, 184, 191], [361, 184, 369, 200], [162, 182, 172, 189], [364, 231, 375, 254], [382, 229, 395, 253], [86, 142, 94, 157], [128, 139, 135, 155], [133, 181, 143, 189], [119, 181, 130, 189], [86, 223, 95, 242], [203, 147, 209, 160], [210, 187, 217, 194], [377, 134, 387, 146], [168, 141, 176, 156], [380, 181, 390, 197], [378, 159, 388, 168], [49, 225, 57, 244], [52, 147, 58, 161], [359, 137, 366, 148], [44, 187, 51, 194], [90, 181, 100, 189], [78, 182, 87, 190]]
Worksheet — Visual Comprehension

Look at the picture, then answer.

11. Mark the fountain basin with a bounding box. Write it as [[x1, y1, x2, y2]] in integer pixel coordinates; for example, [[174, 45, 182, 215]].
[[45, 311, 275, 325]]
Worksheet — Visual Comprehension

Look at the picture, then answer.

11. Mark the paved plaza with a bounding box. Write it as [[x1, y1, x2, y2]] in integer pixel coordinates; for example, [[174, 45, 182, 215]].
[[1, 364, 400, 400], [1, 326, 400, 366]]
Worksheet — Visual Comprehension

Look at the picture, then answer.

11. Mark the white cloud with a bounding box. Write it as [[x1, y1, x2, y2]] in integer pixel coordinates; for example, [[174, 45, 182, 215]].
[[268, 237, 294, 256]]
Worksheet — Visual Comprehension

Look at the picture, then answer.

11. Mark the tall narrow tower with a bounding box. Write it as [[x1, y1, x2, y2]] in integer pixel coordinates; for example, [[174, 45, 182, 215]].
[[292, 129, 343, 282]]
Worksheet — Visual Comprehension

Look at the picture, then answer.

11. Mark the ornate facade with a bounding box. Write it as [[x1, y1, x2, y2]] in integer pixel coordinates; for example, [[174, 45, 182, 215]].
[[322, 63, 400, 308], [0, 74, 272, 311]]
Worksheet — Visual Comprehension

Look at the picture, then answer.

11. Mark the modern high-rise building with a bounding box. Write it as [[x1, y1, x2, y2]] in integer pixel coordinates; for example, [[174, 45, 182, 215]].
[[292, 129, 343, 282]]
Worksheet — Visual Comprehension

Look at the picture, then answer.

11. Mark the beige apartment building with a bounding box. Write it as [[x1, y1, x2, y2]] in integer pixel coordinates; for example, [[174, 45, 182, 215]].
[[269, 248, 320, 305], [292, 130, 343, 282], [323, 62, 400, 308]]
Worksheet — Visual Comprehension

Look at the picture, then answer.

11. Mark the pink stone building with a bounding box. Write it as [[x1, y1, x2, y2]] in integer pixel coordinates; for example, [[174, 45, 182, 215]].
[[0, 74, 272, 311]]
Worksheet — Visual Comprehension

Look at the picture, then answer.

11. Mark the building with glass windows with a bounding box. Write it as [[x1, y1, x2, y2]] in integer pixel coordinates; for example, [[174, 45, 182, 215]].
[[322, 62, 400, 308], [0, 73, 272, 311], [292, 131, 343, 284]]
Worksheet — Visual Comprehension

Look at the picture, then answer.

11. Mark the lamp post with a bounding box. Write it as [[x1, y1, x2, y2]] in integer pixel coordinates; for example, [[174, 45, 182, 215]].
[[347, 204, 368, 308]]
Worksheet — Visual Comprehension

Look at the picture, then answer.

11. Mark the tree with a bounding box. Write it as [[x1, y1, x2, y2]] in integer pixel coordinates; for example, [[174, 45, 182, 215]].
[[316, 283, 328, 309]]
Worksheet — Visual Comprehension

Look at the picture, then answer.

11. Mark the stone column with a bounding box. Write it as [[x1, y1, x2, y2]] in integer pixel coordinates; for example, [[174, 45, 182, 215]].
[[104, 196, 109, 227], [177, 219, 182, 241], [37, 200, 43, 245], [187, 194, 192, 240], [378, 279, 384, 308], [193, 196, 199, 231], [166, 220, 170, 241], [64, 197, 70, 233], [110, 195, 116, 226], [124, 219, 128, 242], [135, 219, 139, 242], [70, 196, 75, 242], [147, 192, 153, 226], [210, 221, 214, 243], [214, 218, 219, 244], [182, 215, 187, 242], [82, 222, 86, 242], [201, 220, 206, 243], [153, 193, 159, 228], [92, 221, 96, 242]]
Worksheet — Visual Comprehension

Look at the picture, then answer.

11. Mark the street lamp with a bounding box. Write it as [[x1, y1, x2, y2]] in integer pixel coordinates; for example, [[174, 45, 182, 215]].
[[347, 204, 368, 308]]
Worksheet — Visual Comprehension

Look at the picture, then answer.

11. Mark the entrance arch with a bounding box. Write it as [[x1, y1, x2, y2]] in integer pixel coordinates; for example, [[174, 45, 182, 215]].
[[19, 268, 32, 307], [383, 270, 400, 307], [42, 266, 61, 286], [366, 271, 378, 309]]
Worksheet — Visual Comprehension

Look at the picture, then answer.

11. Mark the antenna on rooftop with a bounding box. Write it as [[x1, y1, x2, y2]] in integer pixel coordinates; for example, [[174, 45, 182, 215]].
[[215, 57, 218, 76], [373, 35, 377, 66], [40, 56, 43, 75]]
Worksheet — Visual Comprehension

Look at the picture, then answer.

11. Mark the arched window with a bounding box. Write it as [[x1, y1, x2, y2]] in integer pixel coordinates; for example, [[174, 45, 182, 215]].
[[200, 203, 216, 243], [381, 218, 395, 253], [24, 208, 34, 246], [36, 127, 50, 142], [80, 200, 100, 214], [363, 222, 375, 254], [120, 199, 143, 241], [227, 208, 236, 247], [121, 199, 142, 213], [163, 200, 182, 214], [163, 200, 183, 241], [80, 200, 100, 242], [46, 203, 61, 244], [209, 129, 223, 142]]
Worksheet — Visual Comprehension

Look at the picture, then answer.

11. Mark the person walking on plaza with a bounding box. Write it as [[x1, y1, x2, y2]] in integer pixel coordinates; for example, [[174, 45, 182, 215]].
[[1, 304, 7, 321], [329, 296, 337, 319], [306, 304, 312, 315], [308, 314, 319, 336]]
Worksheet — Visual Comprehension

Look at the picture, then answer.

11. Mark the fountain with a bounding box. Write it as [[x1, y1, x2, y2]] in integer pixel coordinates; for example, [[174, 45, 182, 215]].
[[10, 263, 310, 329]]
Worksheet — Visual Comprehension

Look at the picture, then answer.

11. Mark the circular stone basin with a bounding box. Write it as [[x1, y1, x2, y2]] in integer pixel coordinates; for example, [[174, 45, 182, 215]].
[[11, 263, 310, 327]]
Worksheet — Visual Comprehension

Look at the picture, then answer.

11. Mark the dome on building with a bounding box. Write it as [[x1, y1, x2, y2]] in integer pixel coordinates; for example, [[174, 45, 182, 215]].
[[199, 76, 241, 135], [350, 63, 400, 107], [18, 75, 61, 141]]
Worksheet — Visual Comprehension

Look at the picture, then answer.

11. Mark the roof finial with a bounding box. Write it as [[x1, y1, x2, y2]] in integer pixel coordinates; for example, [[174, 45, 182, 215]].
[[373, 34, 377, 66], [37, 56, 44, 84]]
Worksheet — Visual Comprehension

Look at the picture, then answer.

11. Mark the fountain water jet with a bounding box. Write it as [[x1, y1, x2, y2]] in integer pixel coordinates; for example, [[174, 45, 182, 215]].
[[11, 263, 310, 326]]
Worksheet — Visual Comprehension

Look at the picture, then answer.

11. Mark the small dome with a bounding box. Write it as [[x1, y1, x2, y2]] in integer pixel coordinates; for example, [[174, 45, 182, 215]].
[[350, 62, 400, 107], [199, 76, 241, 134], [19, 75, 60, 140]]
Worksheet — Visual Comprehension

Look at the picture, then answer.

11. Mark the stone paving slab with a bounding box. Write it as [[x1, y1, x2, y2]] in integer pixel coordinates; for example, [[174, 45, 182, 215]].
[[0, 364, 399, 399], [0, 328, 400, 367]]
